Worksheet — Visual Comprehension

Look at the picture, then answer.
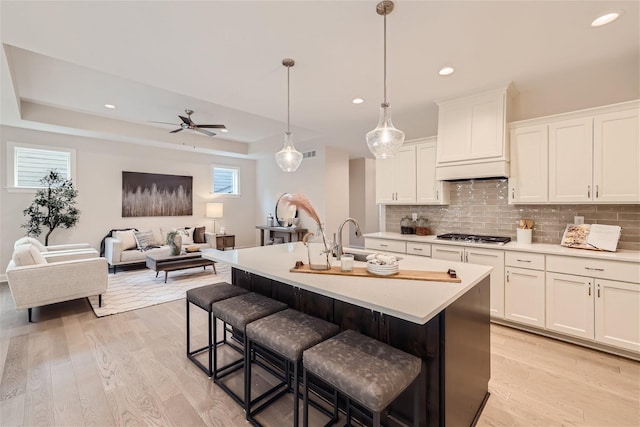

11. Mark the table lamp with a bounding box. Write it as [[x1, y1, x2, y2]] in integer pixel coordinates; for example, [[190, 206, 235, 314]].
[[206, 203, 223, 234]]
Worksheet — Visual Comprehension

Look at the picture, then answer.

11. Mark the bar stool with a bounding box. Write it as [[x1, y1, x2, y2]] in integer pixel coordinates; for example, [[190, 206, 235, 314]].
[[302, 329, 422, 427], [245, 308, 340, 427], [211, 292, 287, 406], [186, 283, 249, 377]]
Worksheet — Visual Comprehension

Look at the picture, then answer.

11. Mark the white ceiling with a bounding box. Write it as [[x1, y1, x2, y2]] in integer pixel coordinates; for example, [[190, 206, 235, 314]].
[[1, 1, 638, 159]]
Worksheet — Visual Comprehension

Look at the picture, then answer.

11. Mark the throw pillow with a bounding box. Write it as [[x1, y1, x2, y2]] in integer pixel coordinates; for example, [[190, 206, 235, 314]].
[[177, 227, 194, 245], [113, 230, 137, 250], [134, 230, 157, 249], [193, 226, 206, 243]]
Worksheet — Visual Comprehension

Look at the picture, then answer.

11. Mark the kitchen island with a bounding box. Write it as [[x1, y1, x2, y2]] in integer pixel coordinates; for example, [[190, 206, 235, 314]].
[[203, 243, 493, 427]]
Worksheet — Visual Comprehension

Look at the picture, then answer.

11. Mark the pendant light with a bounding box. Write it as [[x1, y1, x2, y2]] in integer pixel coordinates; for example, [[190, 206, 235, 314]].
[[275, 58, 303, 172], [366, 0, 405, 159]]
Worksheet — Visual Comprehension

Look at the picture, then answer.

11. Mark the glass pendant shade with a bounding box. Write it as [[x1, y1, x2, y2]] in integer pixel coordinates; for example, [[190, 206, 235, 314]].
[[275, 131, 303, 172], [366, 103, 405, 159]]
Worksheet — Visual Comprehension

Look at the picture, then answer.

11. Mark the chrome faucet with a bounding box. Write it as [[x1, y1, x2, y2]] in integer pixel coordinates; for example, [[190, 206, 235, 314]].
[[336, 218, 363, 260]]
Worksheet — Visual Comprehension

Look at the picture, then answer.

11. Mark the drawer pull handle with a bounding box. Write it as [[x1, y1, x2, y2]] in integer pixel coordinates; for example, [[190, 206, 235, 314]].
[[585, 267, 604, 271], [412, 248, 423, 251], [380, 244, 388, 247], [438, 249, 459, 253], [516, 259, 532, 263]]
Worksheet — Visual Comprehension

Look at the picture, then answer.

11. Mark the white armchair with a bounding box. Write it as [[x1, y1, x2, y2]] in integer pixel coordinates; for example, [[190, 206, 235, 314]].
[[14, 236, 92, 252], [6, 244, 108, 322]]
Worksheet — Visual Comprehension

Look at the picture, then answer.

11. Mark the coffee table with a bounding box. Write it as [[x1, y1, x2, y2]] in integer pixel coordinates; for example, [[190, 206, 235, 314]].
[[146, 252, 217, 283]]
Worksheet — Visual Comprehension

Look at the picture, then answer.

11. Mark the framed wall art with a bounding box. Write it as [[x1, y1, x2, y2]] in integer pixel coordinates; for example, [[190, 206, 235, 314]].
[[122, 171, 193, 217]]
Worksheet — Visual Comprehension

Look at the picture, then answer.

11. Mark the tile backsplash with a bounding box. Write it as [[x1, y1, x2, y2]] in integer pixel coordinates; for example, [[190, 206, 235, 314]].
[[385, 179, 640, 251]]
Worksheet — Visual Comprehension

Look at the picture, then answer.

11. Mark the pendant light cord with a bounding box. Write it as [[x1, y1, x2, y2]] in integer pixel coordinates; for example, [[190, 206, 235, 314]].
[[287, 64, 291, 134], [383, 9, 387, 106]]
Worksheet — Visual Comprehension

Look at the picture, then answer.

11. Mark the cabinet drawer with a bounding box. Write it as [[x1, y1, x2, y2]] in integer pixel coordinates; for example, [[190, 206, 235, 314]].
[[406, 242, 431, 257], [505, 252, 545, 270], [364, 238, 406, 254], [547, 255, 640, 284]]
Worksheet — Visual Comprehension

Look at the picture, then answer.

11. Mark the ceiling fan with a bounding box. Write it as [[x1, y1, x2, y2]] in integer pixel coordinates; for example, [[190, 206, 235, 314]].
[[151, 109, 227, 137]]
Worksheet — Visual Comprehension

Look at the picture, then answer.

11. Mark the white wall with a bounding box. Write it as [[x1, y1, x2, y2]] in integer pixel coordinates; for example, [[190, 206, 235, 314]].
[[349, 158, 378, 248], [0, 125, 256, 275], [255, 146, 349, 246]]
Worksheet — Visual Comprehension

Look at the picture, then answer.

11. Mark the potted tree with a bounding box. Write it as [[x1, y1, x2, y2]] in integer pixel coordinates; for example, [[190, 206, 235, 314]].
[[22, 170, 81, 246]]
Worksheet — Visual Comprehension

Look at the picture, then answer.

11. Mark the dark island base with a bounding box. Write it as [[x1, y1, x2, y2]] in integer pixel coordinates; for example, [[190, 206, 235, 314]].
[[231, 268, 490, 427]]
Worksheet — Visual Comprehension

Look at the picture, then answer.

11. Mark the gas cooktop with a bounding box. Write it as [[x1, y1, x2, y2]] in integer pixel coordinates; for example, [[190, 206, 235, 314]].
[[436, 233, 511, 245]]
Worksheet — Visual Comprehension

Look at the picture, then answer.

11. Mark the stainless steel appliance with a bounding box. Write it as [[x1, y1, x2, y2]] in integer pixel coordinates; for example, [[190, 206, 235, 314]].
[[436, 233, 511, 245]]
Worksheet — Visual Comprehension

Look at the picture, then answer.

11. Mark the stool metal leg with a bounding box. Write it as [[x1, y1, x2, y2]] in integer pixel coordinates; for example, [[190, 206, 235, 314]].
[[303, 368, 309, 427]]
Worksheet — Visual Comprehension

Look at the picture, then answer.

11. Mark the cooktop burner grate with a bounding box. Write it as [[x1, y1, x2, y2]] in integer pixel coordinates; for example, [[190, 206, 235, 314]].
[[436, 233, 511, 245]]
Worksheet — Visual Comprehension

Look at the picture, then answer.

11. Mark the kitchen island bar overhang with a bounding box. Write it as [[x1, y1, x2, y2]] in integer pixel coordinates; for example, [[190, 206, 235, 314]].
[[203, 243, 493, 427]]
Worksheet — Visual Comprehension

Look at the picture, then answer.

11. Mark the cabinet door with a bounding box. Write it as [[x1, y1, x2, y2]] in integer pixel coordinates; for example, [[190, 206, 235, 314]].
[[548, 118, 593, 202], [431, 245, 464, 262], [546, 272, 594, 339], [509, 124, 548, 203], [466, 248, 505, 318], [416, 142, 449, 204], [505, 267, 545, 327], [436, 102, 470, 163], [468, 91, 505, 160], [595, 279, 640, 352], [593, 108, 640, 203], [394, 145, 417, 203], [375, 157, 396, 203]]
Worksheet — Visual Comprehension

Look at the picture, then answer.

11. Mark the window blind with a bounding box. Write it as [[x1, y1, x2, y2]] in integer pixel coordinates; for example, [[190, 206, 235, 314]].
[[15, 147, 70, 187], [213, 167, 238, 194]]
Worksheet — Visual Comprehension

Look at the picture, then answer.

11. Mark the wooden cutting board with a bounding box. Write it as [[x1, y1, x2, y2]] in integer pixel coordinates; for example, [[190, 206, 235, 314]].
[[289, 265, 461, 283]]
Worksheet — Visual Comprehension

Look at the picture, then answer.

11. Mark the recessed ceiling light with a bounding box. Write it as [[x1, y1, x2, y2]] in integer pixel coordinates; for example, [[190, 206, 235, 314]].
[[352, 98, 364, 104], [104, 104, 116, 109], [220, 128, 228, 133], [591, 11, 622, 27], [439, 67, 455, 76]]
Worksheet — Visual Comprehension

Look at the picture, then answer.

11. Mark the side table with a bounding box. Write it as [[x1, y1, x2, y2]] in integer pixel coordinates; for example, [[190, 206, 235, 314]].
[[255, 226, 308, 246], [215, 234, 235, 250]]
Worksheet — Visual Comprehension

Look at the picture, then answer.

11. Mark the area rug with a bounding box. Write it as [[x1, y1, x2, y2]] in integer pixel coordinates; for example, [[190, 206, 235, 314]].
[[88, 263, 231, 317]]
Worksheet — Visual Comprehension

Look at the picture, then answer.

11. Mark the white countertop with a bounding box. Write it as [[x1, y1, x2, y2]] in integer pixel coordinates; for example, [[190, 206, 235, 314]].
[[364, 232, 640, 263], [202, 242, 492, 325]]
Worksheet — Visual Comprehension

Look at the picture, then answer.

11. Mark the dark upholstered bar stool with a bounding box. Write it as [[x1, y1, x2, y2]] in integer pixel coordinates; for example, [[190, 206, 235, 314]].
[[245, 309, 340, 427], [303, 329, 422, 427], [210, 292, 287, 406], [186, 283, 249, 377]]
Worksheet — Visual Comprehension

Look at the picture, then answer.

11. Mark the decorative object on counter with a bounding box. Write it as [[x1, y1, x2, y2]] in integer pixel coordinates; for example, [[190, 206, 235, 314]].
[[365, 0, 405, 159], [561, 224, 621, 252], [400, 216, 416, 234], [275, 58, 303, 172], [267, 213, 274, 227], [284, 193, 331, 270], [517, 219, 534, 244], [415, 217, 430, 235], [340, 254, 354, 272], [206, 202, 224, 234], [366, 252, 399, 275]]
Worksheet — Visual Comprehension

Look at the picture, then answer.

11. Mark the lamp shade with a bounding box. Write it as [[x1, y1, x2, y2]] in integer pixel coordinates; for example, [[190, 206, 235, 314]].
[[206, 203, 223, 218]]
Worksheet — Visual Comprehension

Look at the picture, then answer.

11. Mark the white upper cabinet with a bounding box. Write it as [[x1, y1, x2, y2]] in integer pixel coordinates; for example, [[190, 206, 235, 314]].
[[416, 140, 450, 204], [548, 118, 594, 202], [509, 124, 548, 203], [508, 100, 640, 204], [593, 109, 640, 202], [375, 145, 416, 204], [436, 83, 512, 180], [375, 138, 449, 205]]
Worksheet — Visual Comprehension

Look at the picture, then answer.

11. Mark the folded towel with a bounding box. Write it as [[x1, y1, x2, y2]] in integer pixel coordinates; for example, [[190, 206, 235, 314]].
[[366, 253, 398, 265]]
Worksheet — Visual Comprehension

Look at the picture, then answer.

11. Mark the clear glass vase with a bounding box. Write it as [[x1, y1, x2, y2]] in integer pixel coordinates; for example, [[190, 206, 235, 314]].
[[306, 225, 331, 270]]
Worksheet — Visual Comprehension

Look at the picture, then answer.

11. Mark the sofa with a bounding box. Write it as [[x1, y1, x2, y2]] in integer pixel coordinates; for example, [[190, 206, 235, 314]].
[[6, 243, 107, 322], [104, 226, 215, 274]]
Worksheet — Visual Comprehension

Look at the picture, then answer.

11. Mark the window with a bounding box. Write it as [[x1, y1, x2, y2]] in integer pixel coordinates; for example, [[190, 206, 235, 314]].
[[8, 142, 75, 189], [212, 165, 239, 195]]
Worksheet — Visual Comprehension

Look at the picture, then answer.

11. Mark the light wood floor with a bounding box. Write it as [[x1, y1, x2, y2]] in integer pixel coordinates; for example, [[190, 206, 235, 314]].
[[1, 283, 638, 427]]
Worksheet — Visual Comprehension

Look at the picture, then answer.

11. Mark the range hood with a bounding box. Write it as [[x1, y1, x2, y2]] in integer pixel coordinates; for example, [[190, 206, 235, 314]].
[[435, 159, 510, 181]]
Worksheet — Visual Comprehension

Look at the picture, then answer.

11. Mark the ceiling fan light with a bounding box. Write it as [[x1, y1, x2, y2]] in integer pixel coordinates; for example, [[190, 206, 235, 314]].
[[275, 131, 303, 172], [366, 104, 405, 159]]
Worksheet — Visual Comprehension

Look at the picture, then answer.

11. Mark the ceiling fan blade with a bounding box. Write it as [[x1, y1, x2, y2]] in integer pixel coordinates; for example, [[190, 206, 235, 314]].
[[170, 128, 183, 133], [197, 124, 227, 129], [149, 121, 178, 125], [179, 115, 192, 125], [194, 127, 216, 137]]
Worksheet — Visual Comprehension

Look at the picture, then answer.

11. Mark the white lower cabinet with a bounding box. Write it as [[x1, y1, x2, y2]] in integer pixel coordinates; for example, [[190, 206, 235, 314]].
[[432, 245, 505, 318], [545, 272, 594, 339], [546, 255, 640, 353], [595, 279, 640, 352], [505, 267, 545, 328], [364, 238, 406, 254]]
